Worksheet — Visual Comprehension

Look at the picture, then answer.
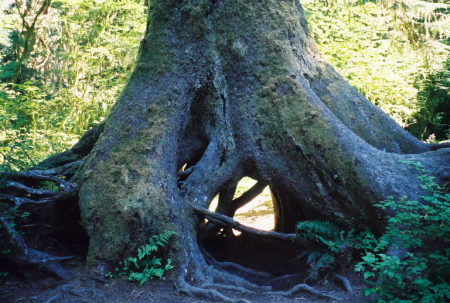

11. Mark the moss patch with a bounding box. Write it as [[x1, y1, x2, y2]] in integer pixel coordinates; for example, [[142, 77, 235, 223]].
[[79, 95, 175, 264]]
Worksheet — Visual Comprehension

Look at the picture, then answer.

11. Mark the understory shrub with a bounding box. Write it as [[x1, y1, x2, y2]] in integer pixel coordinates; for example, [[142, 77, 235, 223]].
[[355, 161, 450, 302], [297, 161, 450, 302]]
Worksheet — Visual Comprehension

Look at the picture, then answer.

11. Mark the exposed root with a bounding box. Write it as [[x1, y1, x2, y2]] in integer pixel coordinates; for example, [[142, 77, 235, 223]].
[[213, 259, 272, 279], [268, 283, 341, 301], [43, 284, 106, 303], [200, 244, 272, 280], [175, 257, 251, 303], [4, 181, 56, 197], [1, 170, 76, 191], [270, 273, 303, 288], [177, 166, 194, 178], [429, 141, 450, 151], [333, 273, 352, 292], [201, 283, 254, 294], [31, 159, 83, 178], [229, 181, 266, 215], [209, 266, 271, 291], [175, 230, 269, 303], [0, 217, 73, 279], [1, 191, 77, 208], [0, 159, 84, 279], [177, 279, 251, 303]]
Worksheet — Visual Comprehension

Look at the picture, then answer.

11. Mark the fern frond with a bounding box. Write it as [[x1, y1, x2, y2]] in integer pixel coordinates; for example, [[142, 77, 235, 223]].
[[122, 230, 177, 285], [296, 220, 342, 241]]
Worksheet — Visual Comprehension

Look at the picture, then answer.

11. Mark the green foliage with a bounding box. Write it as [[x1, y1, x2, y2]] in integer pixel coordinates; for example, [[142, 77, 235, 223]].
[[297, 220, 343, 253], [296, 220, 354, 281], [106, 230, 176, 285], [355, 162, 450, 302], [0, 0, 147, 170], [407, 57, 449, 141], [297, 161, 449, 301], [1, 0, 448, 171], [301, 0, 449, 136]]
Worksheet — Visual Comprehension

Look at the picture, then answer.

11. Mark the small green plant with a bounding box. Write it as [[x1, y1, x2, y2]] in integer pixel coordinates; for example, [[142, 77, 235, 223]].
[[355, 161, 450, 302], [106, 230, 176, 285], [296, 220, 353, 281]]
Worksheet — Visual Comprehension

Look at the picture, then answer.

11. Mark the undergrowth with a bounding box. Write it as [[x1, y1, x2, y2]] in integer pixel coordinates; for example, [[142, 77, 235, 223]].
[[296, 220, 353, 281], [106, 230, 176, 285], [355, 161, 450, 302], [297, 161, 450, 302]]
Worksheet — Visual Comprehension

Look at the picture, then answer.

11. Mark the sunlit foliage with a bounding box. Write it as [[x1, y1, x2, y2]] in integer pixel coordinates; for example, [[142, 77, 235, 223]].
[[301, 0, 449, 139], [0, 0, 147, 170], [0, 0, 448, 170]]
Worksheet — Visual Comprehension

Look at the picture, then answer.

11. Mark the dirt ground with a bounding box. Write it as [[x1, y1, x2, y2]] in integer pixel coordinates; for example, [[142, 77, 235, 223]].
[[0, 268, 366, 303]]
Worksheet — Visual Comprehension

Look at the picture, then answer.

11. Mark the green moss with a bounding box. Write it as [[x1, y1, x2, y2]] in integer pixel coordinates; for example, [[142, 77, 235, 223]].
[[133, 1, 179, 79], [79, 96, 176, 264]]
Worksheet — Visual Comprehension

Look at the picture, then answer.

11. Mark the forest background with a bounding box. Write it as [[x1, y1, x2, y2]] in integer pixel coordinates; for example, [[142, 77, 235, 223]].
[[0, 0, 449, 171]]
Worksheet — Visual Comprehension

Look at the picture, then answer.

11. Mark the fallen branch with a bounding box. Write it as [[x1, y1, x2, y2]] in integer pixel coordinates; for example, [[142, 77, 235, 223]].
[[190, 204, 312, 247]]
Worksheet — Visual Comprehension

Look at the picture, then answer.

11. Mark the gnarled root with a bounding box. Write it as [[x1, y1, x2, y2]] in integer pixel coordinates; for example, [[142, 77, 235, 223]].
[[43, 284, 106, 303], [332, 273, 352, 293], [267, 283, 341, 301], [0, 155, 88, 278], [0, 217, 73, 279]]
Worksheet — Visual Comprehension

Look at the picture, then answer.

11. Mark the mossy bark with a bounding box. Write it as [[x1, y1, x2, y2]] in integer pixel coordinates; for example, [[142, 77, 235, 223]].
[[76, 0, 449, 288]]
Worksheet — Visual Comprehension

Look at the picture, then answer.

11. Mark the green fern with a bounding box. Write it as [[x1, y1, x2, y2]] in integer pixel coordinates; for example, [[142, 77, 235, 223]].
[[137, 230, 176, 260], [296, 220, 353, 280], [308, 252, 335, 281], [296, 220, 344, 250], [108, 230, 176, 285]]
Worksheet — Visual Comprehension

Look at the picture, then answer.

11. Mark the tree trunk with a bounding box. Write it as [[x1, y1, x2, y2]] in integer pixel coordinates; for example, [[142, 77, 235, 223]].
[[10, 0, 447, 301]]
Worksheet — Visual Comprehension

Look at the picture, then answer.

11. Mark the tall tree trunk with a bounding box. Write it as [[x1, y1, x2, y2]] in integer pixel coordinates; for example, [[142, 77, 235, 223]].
[[66, 0, 448, 300]]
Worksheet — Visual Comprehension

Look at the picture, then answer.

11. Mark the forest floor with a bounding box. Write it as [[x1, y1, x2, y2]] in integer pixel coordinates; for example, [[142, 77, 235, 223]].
[[0, 178, 367, 302], [0, 268, 366, 303]]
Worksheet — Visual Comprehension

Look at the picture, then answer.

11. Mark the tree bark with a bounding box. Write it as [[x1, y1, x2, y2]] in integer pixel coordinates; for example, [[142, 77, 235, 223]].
[[67, 0, 449, 299]]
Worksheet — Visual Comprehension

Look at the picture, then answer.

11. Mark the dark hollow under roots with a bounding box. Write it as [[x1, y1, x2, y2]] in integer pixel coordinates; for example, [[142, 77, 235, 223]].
[[175, 222, 347, 303]]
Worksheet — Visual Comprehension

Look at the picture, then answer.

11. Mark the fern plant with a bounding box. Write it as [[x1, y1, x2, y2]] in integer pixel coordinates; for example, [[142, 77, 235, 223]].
[[296, 220, 353, 281], [107, 230, 176, 285]]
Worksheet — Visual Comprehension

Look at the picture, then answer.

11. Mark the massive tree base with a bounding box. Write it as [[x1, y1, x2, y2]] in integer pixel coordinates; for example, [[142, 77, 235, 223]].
[[1, 1, 449, 302]]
